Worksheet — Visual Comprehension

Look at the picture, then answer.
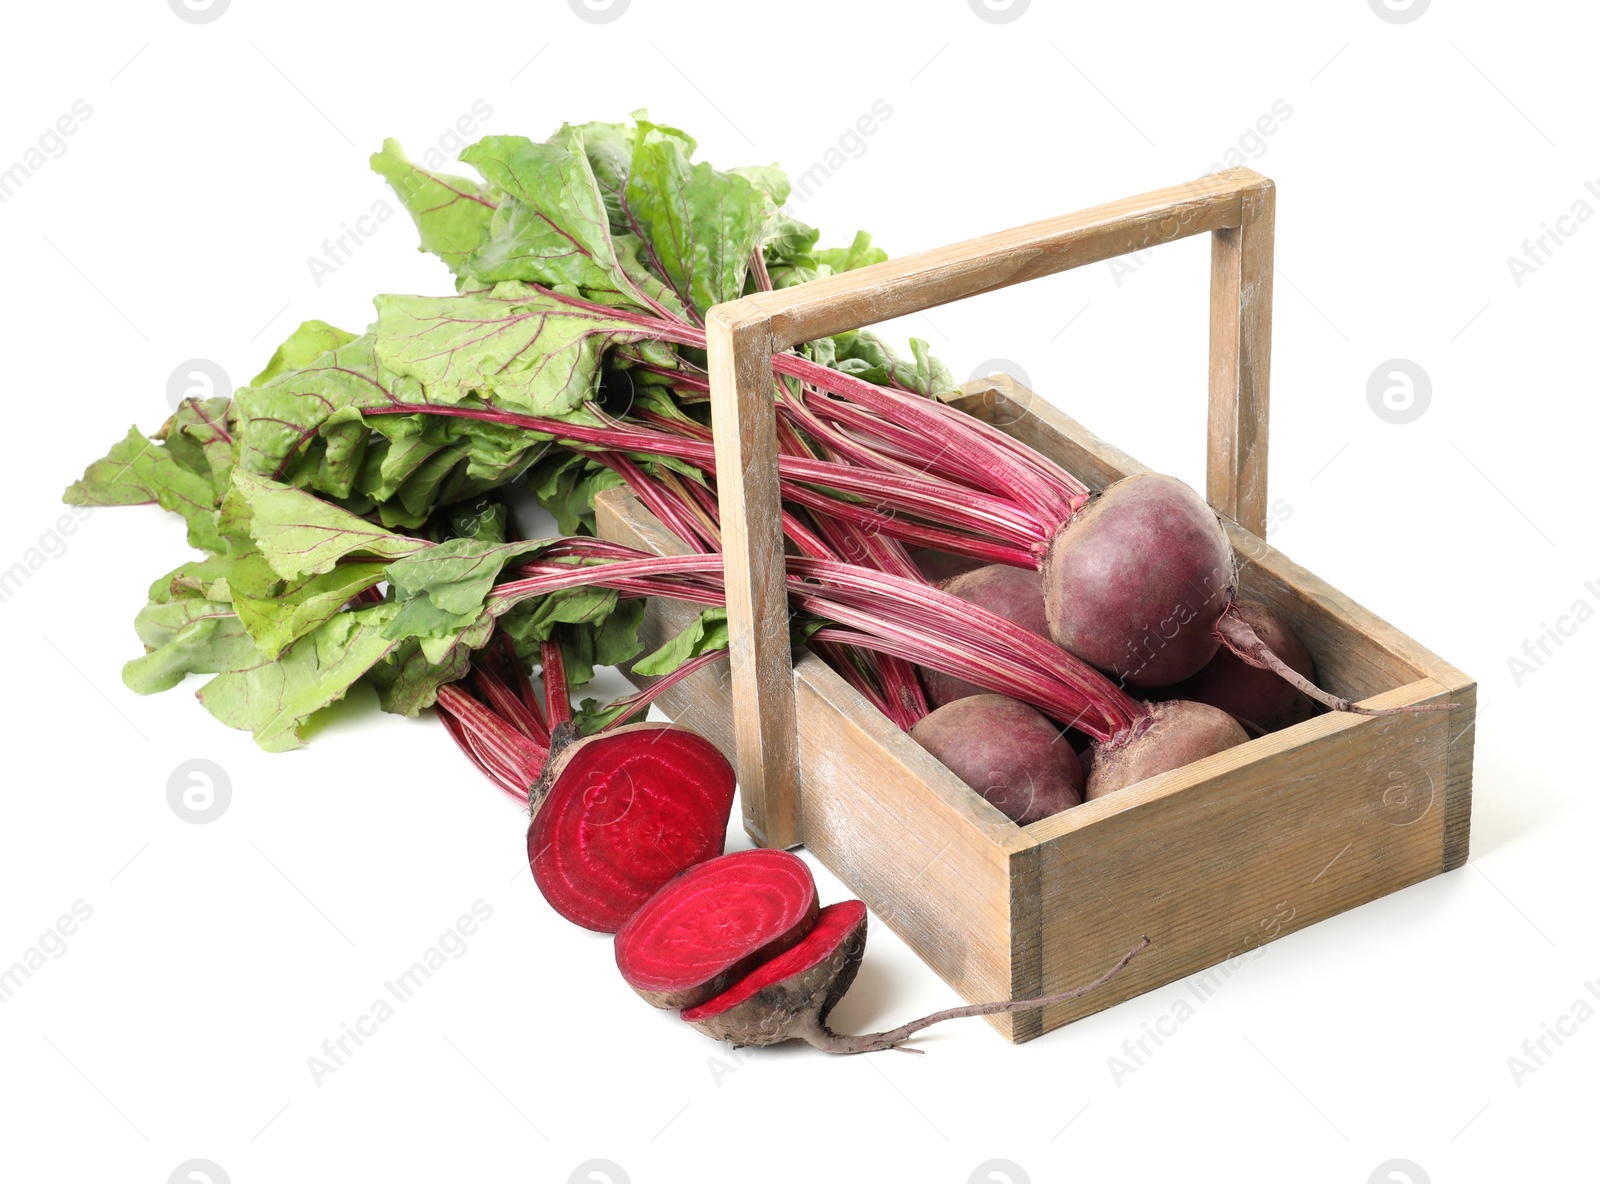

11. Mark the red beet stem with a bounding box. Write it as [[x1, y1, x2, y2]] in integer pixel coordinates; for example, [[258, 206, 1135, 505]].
[[539, 640, 572, 730]]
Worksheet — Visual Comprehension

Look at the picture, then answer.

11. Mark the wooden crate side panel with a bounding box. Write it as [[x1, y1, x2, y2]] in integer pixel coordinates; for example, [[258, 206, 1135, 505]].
[[792, 674, 1039, 1042], [1027, 684, 1453, 1036], [1442, 679, 1478, 871]]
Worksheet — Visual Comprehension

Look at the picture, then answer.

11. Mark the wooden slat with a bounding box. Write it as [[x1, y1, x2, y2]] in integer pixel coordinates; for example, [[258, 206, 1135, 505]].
[[1025, 678, 1453, 1035], [746, 169, 1267, 349], [1207, 177, 1275, 534], [706, 299, 797, 849]]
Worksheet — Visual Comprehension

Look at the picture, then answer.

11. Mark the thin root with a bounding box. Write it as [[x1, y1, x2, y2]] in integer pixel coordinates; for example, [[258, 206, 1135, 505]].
[[1215, 610, 1456, 717]]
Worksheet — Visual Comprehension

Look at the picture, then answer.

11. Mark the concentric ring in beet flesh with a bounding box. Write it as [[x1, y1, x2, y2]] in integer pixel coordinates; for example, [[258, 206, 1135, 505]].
[[614, 849, 820, 1009], [528, 724, 736, 933]]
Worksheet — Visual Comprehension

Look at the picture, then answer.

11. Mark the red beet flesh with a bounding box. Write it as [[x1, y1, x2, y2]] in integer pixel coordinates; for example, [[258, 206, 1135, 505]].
[[680, 900, 869, 1045], [1161, 599, 1317, 734], [910, 694, 1083, 824], [615, 849, 820, 1009], [1044, 473, 1233, 688], [920, 565, 1052, 707], [528, 724, 736, 933]]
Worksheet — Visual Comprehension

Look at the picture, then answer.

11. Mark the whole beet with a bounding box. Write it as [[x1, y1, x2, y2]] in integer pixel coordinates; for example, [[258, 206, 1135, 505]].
[[1044, 473, 1234, 688], [910, 693, 1083, 824], [1162, 599, 1317, 733], [920, 565, 1051, 706], [1086, 699, 1247, 799]]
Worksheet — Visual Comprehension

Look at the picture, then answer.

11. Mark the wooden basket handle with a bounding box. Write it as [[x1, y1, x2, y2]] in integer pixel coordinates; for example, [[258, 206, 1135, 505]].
[[707, 167, 1275, 848]]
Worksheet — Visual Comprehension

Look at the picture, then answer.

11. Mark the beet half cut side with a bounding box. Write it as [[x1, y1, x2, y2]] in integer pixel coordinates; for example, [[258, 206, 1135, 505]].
[[681, 900, 869, 1046], [615, 849, 820, 1009], [528, 724, 737, 933]]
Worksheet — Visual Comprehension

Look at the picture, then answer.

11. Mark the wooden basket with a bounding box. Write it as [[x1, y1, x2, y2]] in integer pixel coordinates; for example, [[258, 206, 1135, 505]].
[[595, 167, 1475, 1042]]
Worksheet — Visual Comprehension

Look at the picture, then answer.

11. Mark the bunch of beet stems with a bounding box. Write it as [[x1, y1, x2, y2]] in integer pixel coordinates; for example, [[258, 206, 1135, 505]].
[[435, 631, 731, 801], [358, 281, 1101, 732], [429, 536, 1147, 795]]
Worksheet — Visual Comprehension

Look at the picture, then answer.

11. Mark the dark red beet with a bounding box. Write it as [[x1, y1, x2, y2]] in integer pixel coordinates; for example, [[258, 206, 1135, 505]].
[[910, 694, 1083, 824], [920, 565, 1051, 706], [682, 900, 869, 1045], [615, 849, 820, 1009], [1086, 700, 1247, 800], [1162, 599, 1317, 734], [527, 724, 736, 933], [1044, 473, 1233, 688]]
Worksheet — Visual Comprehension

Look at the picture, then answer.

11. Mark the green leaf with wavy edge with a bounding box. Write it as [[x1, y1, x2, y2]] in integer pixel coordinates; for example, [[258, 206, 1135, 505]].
[[232, 470, 428, 579], [623, 117, 770, 319], [64, 425, 226, 553], [371, 139, 497, 275], [373, 282, 654, 416], [198, 603, 407, 752], [632, 608, 729, 677]]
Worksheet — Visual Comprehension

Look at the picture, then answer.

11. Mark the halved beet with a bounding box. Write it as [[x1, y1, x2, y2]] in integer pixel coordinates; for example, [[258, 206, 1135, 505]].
[[527, 723, 736, 933], [681, 900, 869, 1045], [615, 849, 820, 1009]]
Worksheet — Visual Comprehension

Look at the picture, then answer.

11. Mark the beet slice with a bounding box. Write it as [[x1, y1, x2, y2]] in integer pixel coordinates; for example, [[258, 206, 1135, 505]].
[[681, 900, 869, 1045], [614, 849, 820, 1009], [527, 723, 736, 933]]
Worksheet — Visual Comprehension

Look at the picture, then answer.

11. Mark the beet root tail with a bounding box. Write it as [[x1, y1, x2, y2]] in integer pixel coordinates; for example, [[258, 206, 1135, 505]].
[[1215, 609, 1455, 718], [795, 935, 1151, 1055]]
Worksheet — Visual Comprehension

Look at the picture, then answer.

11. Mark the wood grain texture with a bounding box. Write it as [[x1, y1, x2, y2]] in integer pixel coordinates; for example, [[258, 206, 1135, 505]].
[[1207, 176, 1275, 534], [706, 300, 797, 848], [1025, 679, 1454, 1035], [745, 169, 1269, 349]]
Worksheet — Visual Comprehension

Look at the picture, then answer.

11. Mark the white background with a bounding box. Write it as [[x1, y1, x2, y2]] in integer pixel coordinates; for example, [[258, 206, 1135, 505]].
[[1, 1, 1594, 1182]]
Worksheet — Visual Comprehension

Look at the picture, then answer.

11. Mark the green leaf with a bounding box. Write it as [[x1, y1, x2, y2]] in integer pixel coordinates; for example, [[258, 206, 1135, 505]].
[[384, 536, 551, 617], [371, 138, 497, 275], [632, 608, 729, 677], [369, 636, 475, 716], [251, 320, 359, 387], [459, 131, 654, 310], [373, 282, 654, 416], [232, 562, 388, 660], [235, 333, 421, 497], [197, 603, 406, 752], [816, 230, 888, 275], [232, 470, 429, 578], [64, 426, 226, 553], [123, 598, 260, 695], [624, 119, 770, 318]]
